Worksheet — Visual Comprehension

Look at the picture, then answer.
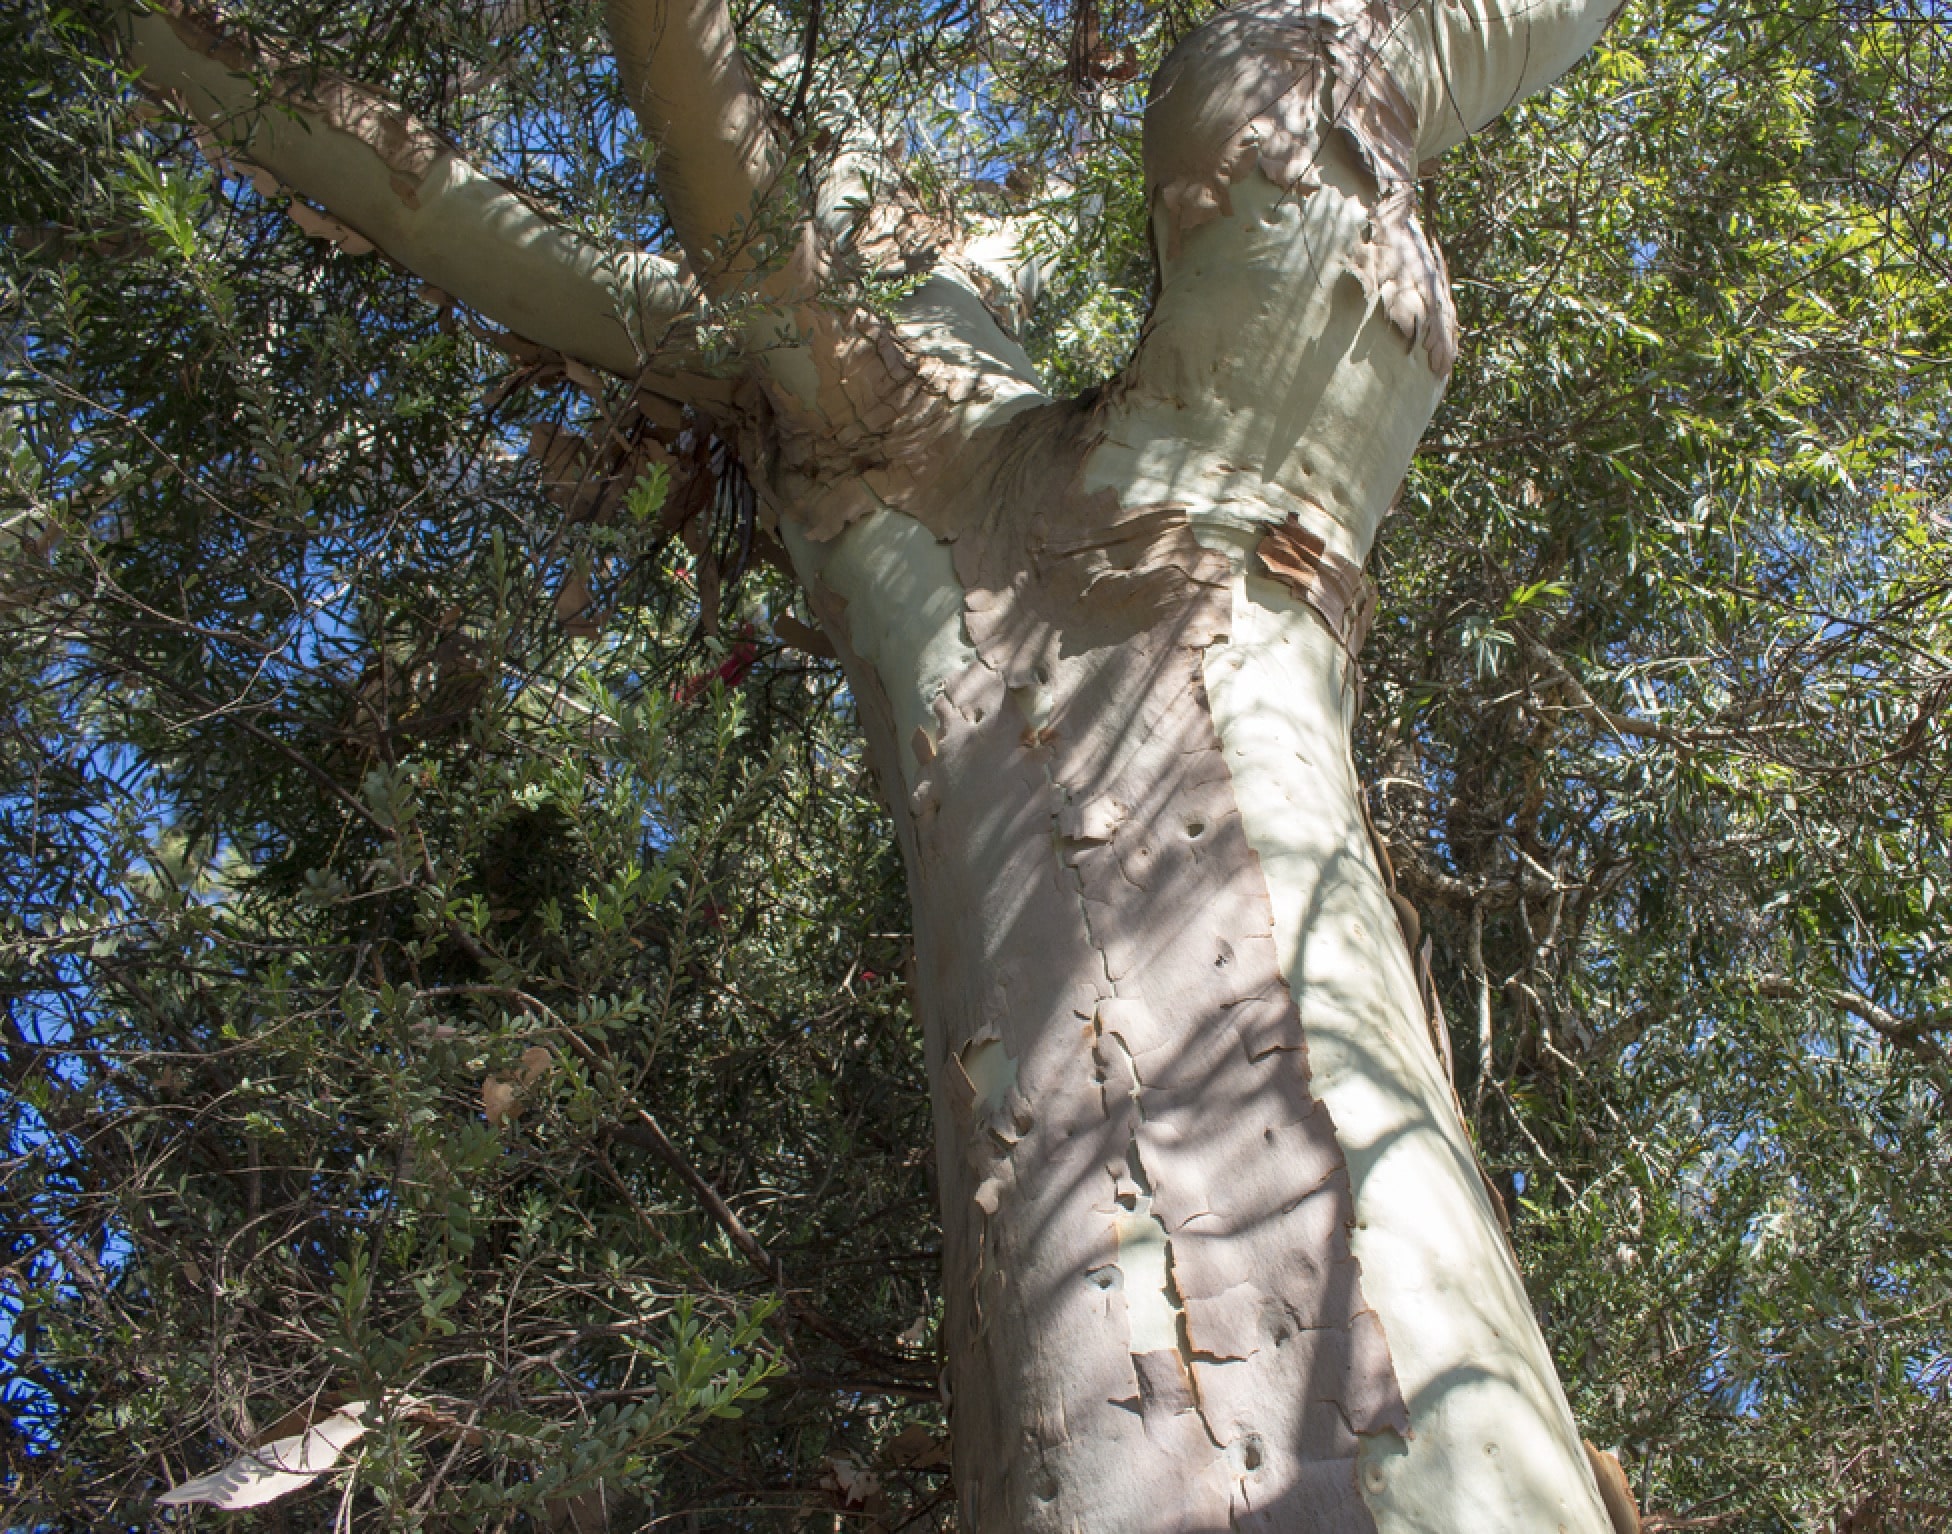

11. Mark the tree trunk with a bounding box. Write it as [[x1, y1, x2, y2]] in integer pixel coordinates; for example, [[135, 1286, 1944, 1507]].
[[771, 2, 1624, 1522], [781, 388, 1616, 1531], [607, 0, 1630, 1507]]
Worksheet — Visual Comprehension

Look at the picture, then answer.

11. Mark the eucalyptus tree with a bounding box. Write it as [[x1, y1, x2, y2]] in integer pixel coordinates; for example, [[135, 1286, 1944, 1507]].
[[73, 0, 1632, 1523], [5, 0, 1951, 1527]]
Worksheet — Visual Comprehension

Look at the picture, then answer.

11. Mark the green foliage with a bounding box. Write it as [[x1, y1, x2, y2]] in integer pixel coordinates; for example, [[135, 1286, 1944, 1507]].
[[2, 4, 937, 1525], [1360, 0, 1952, 1521]]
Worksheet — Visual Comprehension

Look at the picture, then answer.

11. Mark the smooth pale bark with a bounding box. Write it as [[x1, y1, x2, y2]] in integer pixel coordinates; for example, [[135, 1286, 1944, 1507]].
[[120, 2, 711, 393], [779, 0, 1626, 1529], [603, 0, 782, 286], [1206, 565, 1613, 1531]]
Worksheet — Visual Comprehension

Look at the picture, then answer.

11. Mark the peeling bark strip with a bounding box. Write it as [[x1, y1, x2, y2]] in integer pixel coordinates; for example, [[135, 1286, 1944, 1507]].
[[858, 404, 1408, 1532], [1584, 1442, 1645, 1534], [1254, 514, 1374, 654], [1143, 0, 1457, 374]]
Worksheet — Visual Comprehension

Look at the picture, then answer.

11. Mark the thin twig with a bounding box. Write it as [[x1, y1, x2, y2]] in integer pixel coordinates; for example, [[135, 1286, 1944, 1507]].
[[1471, 903, 1494, 1119], [603, 1113, 930, 1383], [790, 0, 823, 121]]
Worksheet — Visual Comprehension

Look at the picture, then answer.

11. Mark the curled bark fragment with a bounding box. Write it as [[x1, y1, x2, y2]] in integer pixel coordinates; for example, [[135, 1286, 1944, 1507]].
[[1254, 512, 1373, 652], [1584, 1441, 1644, 1534]]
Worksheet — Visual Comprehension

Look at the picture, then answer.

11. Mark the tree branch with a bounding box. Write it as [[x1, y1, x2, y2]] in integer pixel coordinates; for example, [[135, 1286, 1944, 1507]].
[[1522, 635, 1687, 747], [602, 1112, 926, 1377], [603, 0, 783, 289], [609, 1110, 783, 1279], [892, 275, 1046, 402], [1105, 0, 1620, 572], [1756, 975, 1952, 1063], [1520, 634, 1764, 750], [1376, 0, 1623, 161], [120, 0, 718, 399]]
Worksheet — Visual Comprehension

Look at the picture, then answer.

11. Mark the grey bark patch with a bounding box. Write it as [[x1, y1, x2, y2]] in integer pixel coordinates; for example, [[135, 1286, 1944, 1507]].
[[1134, 1349, 1200, 1419], [1181, 1283, 1266, 1361]]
